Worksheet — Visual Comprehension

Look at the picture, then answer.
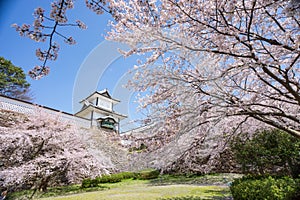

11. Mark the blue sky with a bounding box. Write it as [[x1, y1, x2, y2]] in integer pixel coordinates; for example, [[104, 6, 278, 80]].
[[0, 0, 141, 131]]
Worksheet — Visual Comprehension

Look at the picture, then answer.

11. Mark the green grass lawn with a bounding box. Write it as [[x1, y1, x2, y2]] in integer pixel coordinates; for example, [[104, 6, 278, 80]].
[[39, 178, 231, 200], [9, 173, 239, 200]]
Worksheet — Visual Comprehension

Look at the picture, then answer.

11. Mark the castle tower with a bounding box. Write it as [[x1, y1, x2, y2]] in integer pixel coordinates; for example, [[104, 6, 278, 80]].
[[74, 89, 127, 133]]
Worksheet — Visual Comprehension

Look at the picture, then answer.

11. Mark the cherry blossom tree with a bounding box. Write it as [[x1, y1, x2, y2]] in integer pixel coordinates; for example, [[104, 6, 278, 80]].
[[106, 0, 300, 139], [109, 0, 300, 174], [15, 0, 300, 142], [0, 108, 113, 195]]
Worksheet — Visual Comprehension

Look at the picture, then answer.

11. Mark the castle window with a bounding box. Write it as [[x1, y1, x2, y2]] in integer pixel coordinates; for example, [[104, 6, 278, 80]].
[[98, 117, 116, 130]]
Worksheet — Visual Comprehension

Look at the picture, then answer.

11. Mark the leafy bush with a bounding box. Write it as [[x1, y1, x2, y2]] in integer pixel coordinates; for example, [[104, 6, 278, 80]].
[[97, 174, 123, 183], [231, 129, 300, 177], [230, 176, 300, 200], [117, 171, 136, 180], [81, 178, 100, 188], [81, 171, 138, 188], [81, 170, 160, 188], [134, 169, 160, 180], [81, 174, 122, 188]]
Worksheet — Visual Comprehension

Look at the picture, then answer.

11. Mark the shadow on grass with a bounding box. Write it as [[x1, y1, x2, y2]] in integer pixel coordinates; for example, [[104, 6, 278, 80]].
[[158, 195, 233, 200], [148, 175, 196, 186], [8, 185, 109, 200], [202, 189, 232, 199], [148, 175, 233, 200], [148, 174, 233, 186], [39, 185, 109, 198]]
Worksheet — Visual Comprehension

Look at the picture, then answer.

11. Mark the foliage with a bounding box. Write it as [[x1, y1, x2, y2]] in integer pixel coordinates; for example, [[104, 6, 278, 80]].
[[118, 171, 136, 180], [96, 174, 123, 183], [231, 129, 300, 178], [134, 169, 160, 180], [81, 172, 134, 188], [81, 178, 100, 188], [230, 176, 300, 200], [0, 108, 112, 195], [0, 57, 32, 101], [81, 170, 159, 188]]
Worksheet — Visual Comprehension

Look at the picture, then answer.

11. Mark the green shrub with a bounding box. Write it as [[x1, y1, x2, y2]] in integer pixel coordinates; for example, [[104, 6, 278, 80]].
[[81, 178, 99, 188], [118, 171, 136, 180], [81, 170, 160, 189], [81, 174, 122, 188], [230, 176, 300, 200], [97, 174, 123, 183], [231, 129, 300, 177], [82, 172, 137, 188], [134, 169, 160, 180]]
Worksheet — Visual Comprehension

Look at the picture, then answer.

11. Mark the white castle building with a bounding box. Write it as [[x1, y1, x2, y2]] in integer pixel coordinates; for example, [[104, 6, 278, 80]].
[[0, 89, 127, 133], [75, 89, 127, 133]]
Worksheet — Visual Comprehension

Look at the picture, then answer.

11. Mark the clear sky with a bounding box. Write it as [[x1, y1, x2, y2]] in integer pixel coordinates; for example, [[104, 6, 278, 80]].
[[0, 0, 141, 131]]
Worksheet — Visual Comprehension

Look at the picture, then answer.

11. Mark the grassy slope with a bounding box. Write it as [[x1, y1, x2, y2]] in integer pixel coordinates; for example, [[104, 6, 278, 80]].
[[39, 178, 231, 200]]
